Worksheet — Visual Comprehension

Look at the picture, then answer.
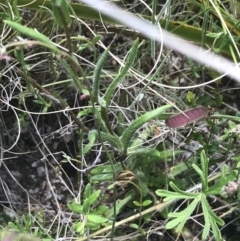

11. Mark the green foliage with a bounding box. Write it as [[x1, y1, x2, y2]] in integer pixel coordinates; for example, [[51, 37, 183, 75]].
[[51, 0, 71, 27], [92, 47, 110, 103], [121, 105, 171, 153], [219, 120, 240, 141], [133, 199, 152, 207], [2, 0, 240, 241], [104, 38, 139, 109], [0, 230, 42, 241], [86, 104, 175, 209], [5, 213, 52, 241], [215, 93, 223, 107], [33, 95, 52, 113], [186, 91, 197, 105], [68, 184, 136, 235], [84, 129, 123, 152], [59, 58, 83, 90], [156, 150, 237, 241], [90, 163, 122, 182], [4, 20, 59, 52], [7, 0, 240, 58], [68, 184, 110, 234]]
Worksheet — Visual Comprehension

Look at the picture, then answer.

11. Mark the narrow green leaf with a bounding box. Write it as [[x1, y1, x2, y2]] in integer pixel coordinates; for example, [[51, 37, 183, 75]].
[[94, 205, 108, 215], [94, 109, 109, 133], [104, 38, 139, 108], [201, 195, 224, 240], [73, 221, 85, 234], [4, 20, 58, 52], [133, 201, 140, 206], [210, 220, 222, 241], [83, 183, 91, 199], [51, 0, 71, 27], [88, 190, 101, 205], [121, 105, 171, 153], [98, 97, 106, 107], [117, 111, 125, 135], [93, 47, 110, 103], [206, 181, 225, 195], [98, 131, 123, 150], [169, 182, 198, 198], [155, 189, 196, 201], [166, 196, 200, 231], [221, 164, 227, 177], [201, 196, 224, 226], [211, 114, 240, 122], [85, 221, 100, 229], [129, 223, 139, 229], [90, 163, 121, 175], [202, 220, 211, 240], [141, 200, 152, 206], [170, 159, 191, 177], [215, 94, 223, 107], [68, 201, 83, 214], [59, 59, 83, 91], [200, 150, 209, 190], [12, 0, 21, 21], [205, 166, 230, 195], [91, 173, 114, 182], [192, 164, 205, 189], [93, 35, 102, 44], [83, 130, 97, 155], [87, 214, 108, 223], [128, 148, 161, 158], [83, 198, 90, 214], [201, 194, 211, 240]]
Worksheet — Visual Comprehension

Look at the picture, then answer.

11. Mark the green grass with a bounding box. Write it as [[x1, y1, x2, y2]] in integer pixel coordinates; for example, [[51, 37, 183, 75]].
[[1, 0, 240, 240]]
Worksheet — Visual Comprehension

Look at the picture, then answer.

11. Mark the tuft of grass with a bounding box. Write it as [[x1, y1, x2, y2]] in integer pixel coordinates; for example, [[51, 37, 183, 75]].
[[1, 0, 240, 241]]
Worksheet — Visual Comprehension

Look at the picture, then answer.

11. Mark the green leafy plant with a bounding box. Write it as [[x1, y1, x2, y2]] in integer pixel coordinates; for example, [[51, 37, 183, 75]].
[[219, 120, 240, 141], [2, 0, 240, 241], [0, 229, 41, 241], [156, 150, 237, 240], [68, 183, 135, 235], [85, 35, 176, 197], [6, 213, 52, 241], [68, 183, 109, 235]]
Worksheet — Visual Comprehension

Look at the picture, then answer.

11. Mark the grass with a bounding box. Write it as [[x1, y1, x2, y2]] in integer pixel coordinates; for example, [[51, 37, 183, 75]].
[[1, 0, 240, 240]]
